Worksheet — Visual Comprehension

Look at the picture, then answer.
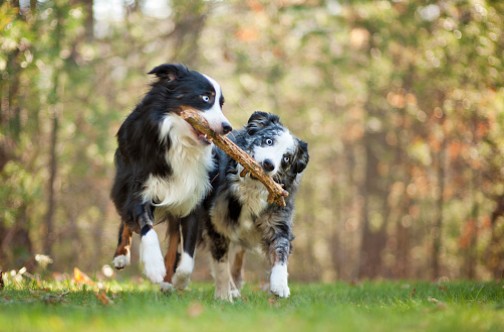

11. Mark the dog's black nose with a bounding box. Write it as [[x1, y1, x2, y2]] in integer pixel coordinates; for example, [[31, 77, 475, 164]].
[[262, 159, 274, 172], [222, 122, 232, 134]]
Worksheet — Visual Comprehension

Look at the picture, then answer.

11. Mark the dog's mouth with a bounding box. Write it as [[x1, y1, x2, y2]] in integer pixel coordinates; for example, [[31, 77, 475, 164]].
[[198, 132, 212, 145], [190, 127, 212, 145]]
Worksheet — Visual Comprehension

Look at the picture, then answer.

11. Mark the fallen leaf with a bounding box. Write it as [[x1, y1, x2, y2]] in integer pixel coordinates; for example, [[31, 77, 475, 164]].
[[427, 296, 439, 303], [52, 272, 68, 282], [73, 267, 95, 286], [42, 291, 69, 304], [427, 296, 447, 310], [35, 254, 53, 269], [409, 288, 417, 297], [187, 301, 204, 318], [268, 296, 278, 305], [95, 290, 113, 305], [349, 280, 360, 287]]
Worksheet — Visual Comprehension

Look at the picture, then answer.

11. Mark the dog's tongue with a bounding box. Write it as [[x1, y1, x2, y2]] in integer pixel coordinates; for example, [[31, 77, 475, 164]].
[[198, 132, 211, 145]]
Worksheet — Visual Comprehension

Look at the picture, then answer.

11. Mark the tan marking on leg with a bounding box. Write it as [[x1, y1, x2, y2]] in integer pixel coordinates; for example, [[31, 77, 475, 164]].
[[231, 246, 246, 289], [114, 223, 133, 258], [163, 226, 180, 283]]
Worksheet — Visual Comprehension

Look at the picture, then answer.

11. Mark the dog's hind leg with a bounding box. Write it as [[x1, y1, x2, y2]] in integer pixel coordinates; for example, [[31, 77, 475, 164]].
[[172, 213, 199, 290], [160, 217, 180, 292], [206, 222, 234, 301], [113, 222, 133, 270], [230, 245, 246, 290]]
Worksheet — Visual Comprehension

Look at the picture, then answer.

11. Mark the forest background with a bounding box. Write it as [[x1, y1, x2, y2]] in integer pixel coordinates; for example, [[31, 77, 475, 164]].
[[1, 0, 504, 283]]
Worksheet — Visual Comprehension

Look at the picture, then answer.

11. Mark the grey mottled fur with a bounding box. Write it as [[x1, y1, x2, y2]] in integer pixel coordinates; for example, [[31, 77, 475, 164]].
[[202, 112, 309, 300]]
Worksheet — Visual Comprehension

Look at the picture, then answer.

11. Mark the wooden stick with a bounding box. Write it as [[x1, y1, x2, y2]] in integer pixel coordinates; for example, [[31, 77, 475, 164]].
[[178, 106, 289, 207]]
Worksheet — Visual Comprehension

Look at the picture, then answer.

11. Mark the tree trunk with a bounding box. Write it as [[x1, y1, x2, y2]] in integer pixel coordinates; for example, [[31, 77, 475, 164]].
[[487, 195, 504, 279], [171, 0, 207, 67], [462, 170, 479, 279], [432, 124, 446, 280], [43, 111, 58, 257], [83, 0, 94, 41], [0, 2, 34, 268], [358, 131, 388, 279], [43, 4, 63, 257]]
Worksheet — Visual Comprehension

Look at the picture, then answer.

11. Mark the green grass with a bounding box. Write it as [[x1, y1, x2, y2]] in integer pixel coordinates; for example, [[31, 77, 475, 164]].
[[1, 280, 504, 332]]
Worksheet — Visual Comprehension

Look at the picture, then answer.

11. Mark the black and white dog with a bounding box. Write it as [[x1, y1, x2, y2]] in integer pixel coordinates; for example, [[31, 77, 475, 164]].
[[110, 63, 232, 290], [203, 111, 309, 301]]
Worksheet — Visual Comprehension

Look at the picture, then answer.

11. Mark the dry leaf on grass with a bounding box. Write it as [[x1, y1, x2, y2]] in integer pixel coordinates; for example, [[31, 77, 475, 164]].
[[268, 296, 278, 306], [187, 301, 204, 318], [28, 290, 69, 304], [73, 267, 95, 286], [427, 296, 447, 310], [42, 291, 69, 304], [95, 290, 113, 305]]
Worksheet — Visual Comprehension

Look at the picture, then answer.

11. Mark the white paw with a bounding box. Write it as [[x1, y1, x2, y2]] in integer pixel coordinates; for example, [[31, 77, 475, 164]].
[[172, 270, 191, 290], [230, 287, 241, 299], [212, 260, 233, 301], [233, 278, 244, 290], [140, 229, 166, 284], [113, 254, 130, 270], [270, 263, 290, 298], [172, 253, 194, 290], [214, 287, 233, 302], [160, 282, 174, 292]]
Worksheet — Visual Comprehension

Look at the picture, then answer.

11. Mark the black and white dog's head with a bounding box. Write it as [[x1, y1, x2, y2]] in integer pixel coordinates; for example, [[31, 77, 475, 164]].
[[242, 111, 309, 183], [148, 64, 232, 140]]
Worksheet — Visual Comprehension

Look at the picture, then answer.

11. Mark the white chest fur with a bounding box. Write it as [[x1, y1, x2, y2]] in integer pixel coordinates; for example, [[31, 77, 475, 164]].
[[141, 114, 214, 217], [214, 174, 269, 247], [232, 168, 269, 217]]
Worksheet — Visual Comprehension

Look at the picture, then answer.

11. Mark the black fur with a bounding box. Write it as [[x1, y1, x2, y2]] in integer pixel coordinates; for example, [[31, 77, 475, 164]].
[[110, 63, 231, 286]]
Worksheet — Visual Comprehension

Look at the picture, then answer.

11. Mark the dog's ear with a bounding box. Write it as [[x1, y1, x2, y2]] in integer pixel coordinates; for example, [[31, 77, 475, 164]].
[[148, 63, 188, 81], [293, 139, 309, 174], [246, 111, 280, 135]]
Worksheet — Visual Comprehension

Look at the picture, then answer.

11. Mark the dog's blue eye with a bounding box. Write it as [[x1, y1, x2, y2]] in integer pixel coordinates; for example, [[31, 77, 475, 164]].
[[201, 95, 210, 102], [266, 139, 273, 145], [283, 156, 290, 163]]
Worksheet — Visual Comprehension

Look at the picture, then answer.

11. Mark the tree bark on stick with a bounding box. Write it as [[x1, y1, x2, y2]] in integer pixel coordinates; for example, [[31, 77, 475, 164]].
[[178, 106, 289, 207]]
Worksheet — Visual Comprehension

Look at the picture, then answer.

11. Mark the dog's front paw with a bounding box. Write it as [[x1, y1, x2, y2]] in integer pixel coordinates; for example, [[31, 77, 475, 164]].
[[172, 270, 191, 290], [113, 254, 130, 270], [172, 253, 194, 290], [230, 287, 241, 299], [214, 287, 233, 302], [270, 264, 290, 298], [140, 229, 166, 284], [160, 282, 174, 292], [229, 279, 241, 299]]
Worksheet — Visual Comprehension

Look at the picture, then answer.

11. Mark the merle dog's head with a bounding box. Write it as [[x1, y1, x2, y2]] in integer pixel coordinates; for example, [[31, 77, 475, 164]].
[[148, 63, 232, 135], [244, 111, 309, 181]]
